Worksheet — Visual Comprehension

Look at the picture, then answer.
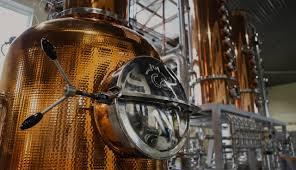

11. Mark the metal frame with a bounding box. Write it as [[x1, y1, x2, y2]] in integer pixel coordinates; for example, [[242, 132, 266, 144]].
[[129, 0, 181, 54], [197, 104, 286, 170], [129, 0, 192, 97]]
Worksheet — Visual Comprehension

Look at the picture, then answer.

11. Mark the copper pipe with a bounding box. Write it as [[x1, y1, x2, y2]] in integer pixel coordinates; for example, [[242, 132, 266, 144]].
[[231, 11, 259, 113], [189, 0, 238, 105]]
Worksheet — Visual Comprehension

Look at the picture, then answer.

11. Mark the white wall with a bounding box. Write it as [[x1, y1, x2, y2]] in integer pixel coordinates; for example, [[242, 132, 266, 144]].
[[268, 82, 296, 131], [12, 0, 48, 25]]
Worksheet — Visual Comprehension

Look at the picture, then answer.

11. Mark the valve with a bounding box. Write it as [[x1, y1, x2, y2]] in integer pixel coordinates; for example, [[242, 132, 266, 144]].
[[20, 38, 120, 130], [229, 84, 240, 99]]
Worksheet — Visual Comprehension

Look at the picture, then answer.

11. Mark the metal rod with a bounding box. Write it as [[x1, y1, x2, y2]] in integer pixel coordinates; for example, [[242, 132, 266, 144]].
[[41, 96, 68, 115], [177, 0, 190, 96], [128, 0, 130, 26], [212, 105, 224, 170], [136, 2, 162, 18], [162, 0, 166, 55], [185, 0, 193, 64], [177, 0, 187, 60], [141, 4, 162, 29], [53, 60, 72, 86], [168, 0, 177, 6], [75, 90, 96, 99], [165, 44, 180, 54], [136, 0, 160, 14]]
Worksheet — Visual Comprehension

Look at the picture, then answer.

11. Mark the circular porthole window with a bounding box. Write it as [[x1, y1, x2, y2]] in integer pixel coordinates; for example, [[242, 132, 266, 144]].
[[94, 56, 190, 159]]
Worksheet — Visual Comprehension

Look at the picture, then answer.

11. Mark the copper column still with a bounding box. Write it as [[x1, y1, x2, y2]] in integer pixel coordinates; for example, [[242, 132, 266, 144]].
[[176, 0, 239, 169], [231, 11, 260, 113], [189, 0, 239, 105], [0, 0, 166, 169]]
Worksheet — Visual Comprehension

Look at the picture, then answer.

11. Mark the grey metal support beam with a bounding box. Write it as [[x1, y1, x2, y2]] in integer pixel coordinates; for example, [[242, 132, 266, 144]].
[[201, 104, 286, 126], [136, 2, 162, 18], [136, 0, 162, 14], [212, 105, 224, 170], [248, 149, 258, 170], [177, 0, 190, 96], [141, 4, 162, 29], [162, 0, 166, 55]]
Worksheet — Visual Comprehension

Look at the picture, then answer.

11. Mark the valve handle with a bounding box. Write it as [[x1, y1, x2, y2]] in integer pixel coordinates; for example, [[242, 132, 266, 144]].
[[20, 38, 120, 130], [20, 112, 43, 130], [41, 37, 57, 60]]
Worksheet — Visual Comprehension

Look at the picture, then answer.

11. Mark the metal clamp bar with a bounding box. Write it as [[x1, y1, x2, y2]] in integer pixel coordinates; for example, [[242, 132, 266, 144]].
[[197, 74, 237, 83], [201, 104, 286, 126], [239, 88, 259, 94], [119, 92, 201, 115]]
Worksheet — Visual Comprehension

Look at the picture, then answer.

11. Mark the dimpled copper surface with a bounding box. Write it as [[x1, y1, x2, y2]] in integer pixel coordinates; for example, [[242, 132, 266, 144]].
[[231, 11, 258, 112], [0, 92, 8, 146], [189, 0, 236, 105], [0, 17, 165, 169]]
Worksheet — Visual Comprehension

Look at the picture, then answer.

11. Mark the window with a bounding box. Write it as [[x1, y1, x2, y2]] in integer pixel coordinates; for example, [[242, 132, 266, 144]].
[[0, 0, 33, 75]]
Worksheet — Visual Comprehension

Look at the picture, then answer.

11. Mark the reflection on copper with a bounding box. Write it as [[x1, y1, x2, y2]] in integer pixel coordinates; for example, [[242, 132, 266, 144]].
[[0, 7, 166, 170], [189, 0, 238, 105], [231, 11, 258, 112], [94, 103, 132, 153], [0, 91, 8, 145]]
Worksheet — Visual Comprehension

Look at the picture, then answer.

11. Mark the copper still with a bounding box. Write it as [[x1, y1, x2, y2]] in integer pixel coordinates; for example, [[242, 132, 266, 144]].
[[189, 0, 239, 105], [0, 0, 169, 169], [231, 11, 259, 112], [172, 0, 240, 169]]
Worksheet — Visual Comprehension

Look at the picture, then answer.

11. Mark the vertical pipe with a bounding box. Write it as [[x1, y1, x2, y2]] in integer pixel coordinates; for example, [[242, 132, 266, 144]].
[[189, 0, 239, 105], [127, 0, 131, 26], [177, 0, 190, 96], [162, 0, 166, 55], [212, 106, 224, 170], [231, 11, 259, 113], [252, 28, 270, 117], [178, 0, 188, 61], [185, 0, 193, 64]]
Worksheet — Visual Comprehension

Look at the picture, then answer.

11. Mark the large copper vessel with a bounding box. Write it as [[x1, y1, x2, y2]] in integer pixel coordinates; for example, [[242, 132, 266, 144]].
[[0, 1, 166, 169], [189, 0, 239, 105], [173, 1, 239, 169], [231, 11, 259, 112]]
